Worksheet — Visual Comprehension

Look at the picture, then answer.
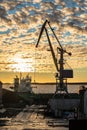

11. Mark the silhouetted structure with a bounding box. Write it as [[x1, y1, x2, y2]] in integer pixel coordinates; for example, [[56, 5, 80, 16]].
[[0, 81, 2, 104]]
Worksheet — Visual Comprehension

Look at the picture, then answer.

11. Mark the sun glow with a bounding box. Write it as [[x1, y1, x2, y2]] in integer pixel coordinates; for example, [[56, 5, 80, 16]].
[[11, 57, 34, 72]]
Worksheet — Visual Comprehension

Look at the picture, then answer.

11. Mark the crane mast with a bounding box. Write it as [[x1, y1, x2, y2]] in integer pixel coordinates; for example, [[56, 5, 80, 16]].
[[36, 20, 73, 94]]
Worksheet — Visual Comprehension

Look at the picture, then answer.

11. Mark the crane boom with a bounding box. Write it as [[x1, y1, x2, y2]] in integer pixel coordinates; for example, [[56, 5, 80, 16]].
[[45, 28, 59, 72], [36, 19, 71, 55], [36, 20, 62, 49], [47, 21, 63, 49], [36, 20, 59, 72], [36, 20, 47, 48]]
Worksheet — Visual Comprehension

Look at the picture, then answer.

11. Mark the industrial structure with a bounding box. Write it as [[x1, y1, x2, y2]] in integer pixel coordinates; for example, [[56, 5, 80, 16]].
[[36, 20, 80, 117], [36, 20, 73, 94], [0, 81, 2, 105]]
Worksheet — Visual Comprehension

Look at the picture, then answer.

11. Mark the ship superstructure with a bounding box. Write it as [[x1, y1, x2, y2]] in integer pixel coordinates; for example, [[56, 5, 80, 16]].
[[14, 73, 32, 93]]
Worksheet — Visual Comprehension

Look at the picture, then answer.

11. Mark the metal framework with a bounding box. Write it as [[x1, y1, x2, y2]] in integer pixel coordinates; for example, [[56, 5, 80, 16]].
[[36, 20, 73, 94]]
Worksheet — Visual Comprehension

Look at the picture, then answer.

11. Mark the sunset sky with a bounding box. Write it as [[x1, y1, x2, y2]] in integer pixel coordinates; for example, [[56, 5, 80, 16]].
[[0, 0, 87, 83]]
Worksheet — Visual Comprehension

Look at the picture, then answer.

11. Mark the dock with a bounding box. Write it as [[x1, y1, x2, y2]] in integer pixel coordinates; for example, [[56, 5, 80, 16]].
[[0, 104, 69, 130]]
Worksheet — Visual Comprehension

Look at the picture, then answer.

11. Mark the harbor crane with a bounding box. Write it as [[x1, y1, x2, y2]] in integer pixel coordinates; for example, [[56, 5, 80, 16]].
[[36, 20, 73, 94]]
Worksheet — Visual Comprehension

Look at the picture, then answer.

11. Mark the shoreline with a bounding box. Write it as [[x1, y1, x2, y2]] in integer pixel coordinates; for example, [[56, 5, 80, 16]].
[[3, 82, 87, 85]]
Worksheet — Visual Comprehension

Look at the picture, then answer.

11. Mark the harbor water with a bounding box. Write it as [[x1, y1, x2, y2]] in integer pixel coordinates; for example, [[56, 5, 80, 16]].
[[3, 83, 87, 94]]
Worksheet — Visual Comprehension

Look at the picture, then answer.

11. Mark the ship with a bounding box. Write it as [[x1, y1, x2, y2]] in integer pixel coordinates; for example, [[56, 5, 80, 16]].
[[14, 73, 32, 93]]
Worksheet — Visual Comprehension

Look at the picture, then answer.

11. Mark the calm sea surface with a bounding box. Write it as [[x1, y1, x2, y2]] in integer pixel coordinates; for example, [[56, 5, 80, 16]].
[[32, 83, 87, 94], [3, 83, 87, 94]]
